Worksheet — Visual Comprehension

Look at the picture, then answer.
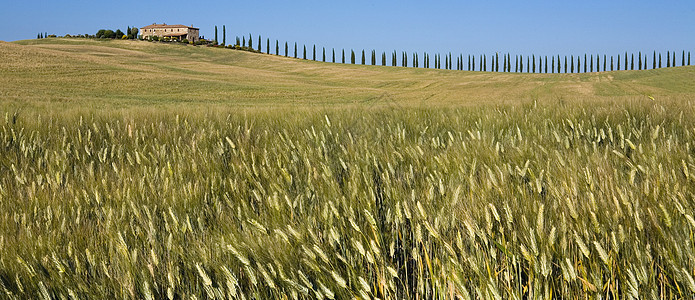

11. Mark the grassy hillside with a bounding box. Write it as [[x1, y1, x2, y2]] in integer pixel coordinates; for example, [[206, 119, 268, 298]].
[[3, 38, 695, 111], [1, 39, 695, 299]]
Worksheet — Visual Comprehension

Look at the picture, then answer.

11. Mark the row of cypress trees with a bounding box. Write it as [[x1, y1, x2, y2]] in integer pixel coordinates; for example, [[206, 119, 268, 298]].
[[216, 30, 692, 72]]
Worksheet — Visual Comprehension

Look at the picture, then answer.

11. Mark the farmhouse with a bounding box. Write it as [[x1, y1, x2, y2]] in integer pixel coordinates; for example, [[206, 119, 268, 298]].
[[140, 23, 199, 42]]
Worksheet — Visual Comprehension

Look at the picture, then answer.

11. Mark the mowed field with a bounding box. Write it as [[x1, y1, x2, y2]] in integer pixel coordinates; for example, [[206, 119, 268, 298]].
[[3, 38, 695, 109], [1, 38, 695, 299]]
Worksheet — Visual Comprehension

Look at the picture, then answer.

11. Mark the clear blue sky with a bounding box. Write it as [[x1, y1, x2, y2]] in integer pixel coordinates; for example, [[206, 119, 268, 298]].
[[3, 0, 694, 58]]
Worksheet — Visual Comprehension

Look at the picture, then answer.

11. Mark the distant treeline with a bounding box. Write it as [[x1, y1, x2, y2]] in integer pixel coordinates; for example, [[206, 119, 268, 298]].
[[211, 27, 692, 73]]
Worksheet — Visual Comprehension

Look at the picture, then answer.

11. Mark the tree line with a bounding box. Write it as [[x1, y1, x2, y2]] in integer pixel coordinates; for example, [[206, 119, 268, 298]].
[[218, 27, 695, 72]]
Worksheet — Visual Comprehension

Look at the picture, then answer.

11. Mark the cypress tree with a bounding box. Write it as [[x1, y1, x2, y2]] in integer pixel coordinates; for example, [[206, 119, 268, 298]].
[[583, 54, 587, 73], [519, 55, 523, 73], [590, 55, 593, 72], [472, 56, 475, 71], [603, 55, 607, 71], [258, 35, 261, 52], [558, 55, 561, 73], [371, 50, 375, 65], [382, 52, 386, 66], [653, 51, 657, 69], [221, 26, 226, 46], [578, 57, 581, 73], [638, 52, 642, 70], [242, 36, 246, 47], [403, 52, 407, 67], [684, 51, 686, 66], [267, 39, 270, 54], [351, 50, 355, 64], [571, 56, 574, 73], [449, 53, 452, 70], [526, 56, 529, 73], [236, 37, 240, 46], [332, 49, 335, 63], [468, 55, 471, 71], [545, 56, 548, 73], [342, 49, 345, 64], [617, 54, 620, 70], [551, 56, 555, 73], [214, 26, 218, 45], [392, 51, 396, 66], [623, 52, 627, 70], [659, 53, 662, 68], [484, 55, 488, 72], [495, 53, 499, 72], [667, 51, 670, 67], [630, 53, 634, 70], [276, 40, 279, 55], [313, 45, 316, 61], [689, 52, 691, 66], [672, 51, 676, 67], [564, 56, 567, 73], [323, 47, 326, 62], [532, 55, 536, 73], [285, 42, 288, 57], [248, 35, 252, 50], [611, 56, 614, 71]]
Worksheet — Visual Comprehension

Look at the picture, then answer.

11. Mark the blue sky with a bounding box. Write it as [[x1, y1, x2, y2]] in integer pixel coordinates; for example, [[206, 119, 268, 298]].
[[3, 0, 694, 58]]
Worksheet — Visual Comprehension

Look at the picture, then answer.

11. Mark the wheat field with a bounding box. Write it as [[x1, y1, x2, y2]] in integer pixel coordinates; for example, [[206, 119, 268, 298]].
[[1, 39, 695, 299]]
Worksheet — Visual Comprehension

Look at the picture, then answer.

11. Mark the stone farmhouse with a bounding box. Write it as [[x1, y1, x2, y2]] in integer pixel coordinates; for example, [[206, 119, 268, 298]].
[[140, 23, 200, 42]]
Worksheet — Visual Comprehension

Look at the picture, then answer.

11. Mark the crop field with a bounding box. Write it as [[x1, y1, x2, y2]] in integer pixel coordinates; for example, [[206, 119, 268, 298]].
[[1, 39, 695, 299]]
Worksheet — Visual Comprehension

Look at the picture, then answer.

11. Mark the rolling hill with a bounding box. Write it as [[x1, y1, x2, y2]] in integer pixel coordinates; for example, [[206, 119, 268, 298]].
[[2, 38, 694, 111]]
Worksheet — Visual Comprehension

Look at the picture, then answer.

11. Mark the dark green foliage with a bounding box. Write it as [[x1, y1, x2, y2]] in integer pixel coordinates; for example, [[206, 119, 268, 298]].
[[638, 52, 642, 70], [275, 40, 279, 55], [624, 52, 627, 70], [545, 56, 548, 73], [313, 45, 316, 61], [248, 35, 252, 50], [323, 47, 326, 62], [571, 56, 574, 73], [611, 56, 614, 71], [590, 55, 593, 72], [342, 49, 346, 64], [302, 45, 306, 59], [558, 55, 561, 73], [258, 36, 261, 52], [603, 55, 607, 71], [242, 36, 245, 47], [525, 56, 528, 73], [672, 51, 676, 67], [683, 51, 686, 66], [361, 50, 365, 65], [667, 52, 670, 68], [222, 26, 225, 46], [371, 50, 375, 65], [285, 42, 288, 57], [495, 53, 499, 72], [653, 51, 657, 69], [584, 54, 587, 73], [403, 52, 407, 67], [236, 37, 240, 46], [267, 39, 270, 54], [214, 26, 218, 45], [577, 56, 581, 73], [659, 53, 662, 68], [689, 52, 691, 66], [333, 48, 336, 63], [532, 55, 536, 73], [114, 29, 124, 38], [96, 29, 116, 39], [551, 56, 555, 73], [617, 55, 620, 70], [351, 50, 355, 64], [469, 55, 472, 71], [382, 52, 386, 66], [519, 55, 523, 73], [631, 54, 634, 70]]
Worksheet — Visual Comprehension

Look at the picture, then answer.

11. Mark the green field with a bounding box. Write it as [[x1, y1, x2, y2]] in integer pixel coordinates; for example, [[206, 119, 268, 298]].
[[1, 38, 695, 299]]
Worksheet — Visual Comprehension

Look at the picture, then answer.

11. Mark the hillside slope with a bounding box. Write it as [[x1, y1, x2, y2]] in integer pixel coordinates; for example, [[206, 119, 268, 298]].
[[2, 38, 694, 109]]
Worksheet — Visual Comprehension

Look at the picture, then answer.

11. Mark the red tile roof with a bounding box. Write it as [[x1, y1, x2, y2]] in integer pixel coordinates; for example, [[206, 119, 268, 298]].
[[141, 23, 199, 30]]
